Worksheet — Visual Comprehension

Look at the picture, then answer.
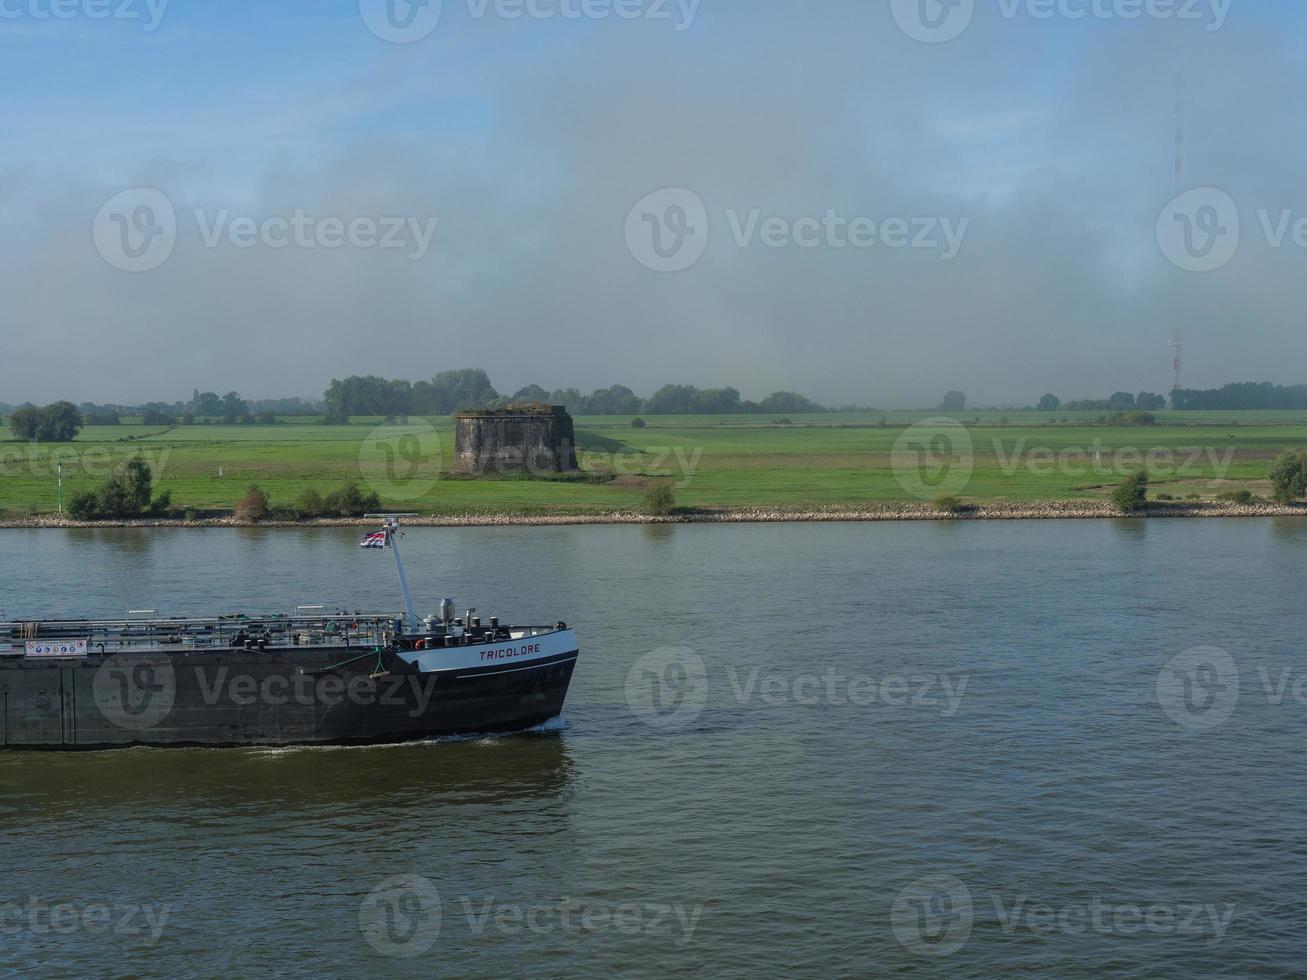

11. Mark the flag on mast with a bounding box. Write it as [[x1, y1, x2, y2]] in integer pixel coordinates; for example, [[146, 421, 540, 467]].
[[360, 531, 387, 549]]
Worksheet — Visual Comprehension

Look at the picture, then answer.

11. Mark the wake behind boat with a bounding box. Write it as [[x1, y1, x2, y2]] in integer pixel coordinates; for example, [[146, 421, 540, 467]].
[[0, 517, 579, 750]]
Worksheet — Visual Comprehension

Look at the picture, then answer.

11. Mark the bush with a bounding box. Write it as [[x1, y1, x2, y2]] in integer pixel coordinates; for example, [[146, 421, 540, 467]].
[[1111, 470, 1149, 513], [323, 481, 381, 518], [148, 490, 173, 516], [643, 482, 676, 516], [67, 491, 100, 521], [631, 418, 646, 429], [1109, 411, 1156, 427], [235, 485, 269, 522], [1218, 489, 1254, 505], [1269, 450, 1307, 504], [296, 488, 326, 518], [933, 495, 967, 514]]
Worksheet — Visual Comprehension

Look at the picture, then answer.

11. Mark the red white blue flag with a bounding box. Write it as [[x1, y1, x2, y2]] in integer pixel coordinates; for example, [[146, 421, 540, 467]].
[[360, 531, 387, 549]]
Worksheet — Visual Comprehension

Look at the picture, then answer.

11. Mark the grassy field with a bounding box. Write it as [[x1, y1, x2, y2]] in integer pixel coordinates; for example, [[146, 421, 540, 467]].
[[2, 412, 1306, 517]]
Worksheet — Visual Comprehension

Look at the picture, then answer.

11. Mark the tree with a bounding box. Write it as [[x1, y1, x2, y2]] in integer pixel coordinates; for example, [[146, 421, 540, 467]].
[[33, 402, 83, 442], [512, 385, 551, 404], [221, 391, 249, 423], [1109, 391, 1137, 411], [1136, 391, 1167, 412], [1111, 471, 1149, 513], [1037, 393, 1061, 412], [1269, 450, 1307, 504], [941, 391, 967, 413], [9, 406, 39, 440], [192, 391, 223, 418], [235, 485, 269, 522]]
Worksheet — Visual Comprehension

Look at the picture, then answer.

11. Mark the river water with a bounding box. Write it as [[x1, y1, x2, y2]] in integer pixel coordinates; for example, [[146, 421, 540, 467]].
[[1, 521, 1305, 977]]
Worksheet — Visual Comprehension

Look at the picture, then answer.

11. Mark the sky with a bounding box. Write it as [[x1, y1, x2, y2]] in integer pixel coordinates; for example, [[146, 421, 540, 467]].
[[1, 0, 1304, 408]]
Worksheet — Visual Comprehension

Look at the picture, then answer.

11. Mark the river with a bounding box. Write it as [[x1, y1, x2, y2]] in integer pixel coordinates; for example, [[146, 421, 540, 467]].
[[1, 521, 1305, 977]]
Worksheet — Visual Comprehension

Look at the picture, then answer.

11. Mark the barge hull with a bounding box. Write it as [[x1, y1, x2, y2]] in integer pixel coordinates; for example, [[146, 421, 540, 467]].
[[0, 647, 578, 750]]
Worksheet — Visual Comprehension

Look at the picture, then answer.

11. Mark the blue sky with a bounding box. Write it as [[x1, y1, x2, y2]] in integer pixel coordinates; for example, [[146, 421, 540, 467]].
[[2, 1, 1305, 406]]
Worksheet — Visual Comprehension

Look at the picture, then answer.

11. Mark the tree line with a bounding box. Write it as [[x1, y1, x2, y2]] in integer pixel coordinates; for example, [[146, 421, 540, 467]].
[[1171, 382, 1307, 411], [322, 370, 834, 421]]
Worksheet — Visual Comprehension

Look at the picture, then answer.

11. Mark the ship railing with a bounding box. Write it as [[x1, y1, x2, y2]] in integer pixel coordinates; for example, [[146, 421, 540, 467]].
[[1, 614, 406, 654]]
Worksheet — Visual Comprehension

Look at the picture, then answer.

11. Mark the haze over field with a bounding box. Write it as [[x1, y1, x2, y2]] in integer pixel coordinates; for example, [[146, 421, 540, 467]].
[[2, 1, 1304, 407]]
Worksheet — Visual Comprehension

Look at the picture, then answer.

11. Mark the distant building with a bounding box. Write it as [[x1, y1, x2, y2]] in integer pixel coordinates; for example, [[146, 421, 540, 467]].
[[452, 404, 579, 476]]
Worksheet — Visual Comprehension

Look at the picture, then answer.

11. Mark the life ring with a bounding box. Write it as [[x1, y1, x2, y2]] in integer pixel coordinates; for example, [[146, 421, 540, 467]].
[[414, 638, 429, 651]]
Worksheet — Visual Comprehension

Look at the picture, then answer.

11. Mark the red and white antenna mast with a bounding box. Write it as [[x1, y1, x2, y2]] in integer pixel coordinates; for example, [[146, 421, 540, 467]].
[[1170, 330, 1185, 394]]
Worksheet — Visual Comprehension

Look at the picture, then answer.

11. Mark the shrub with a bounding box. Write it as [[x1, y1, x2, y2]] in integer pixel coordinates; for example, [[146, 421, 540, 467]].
[[1269, 450, 1307, 504], [323, 481, 381, 518], [631, 418, 646, 429], [933, 495, 967, 514], [67, 491, 100, 521], [296, 488, 326, 518], [148, 490, 173, 515], [1109, 411, 1156, 427], [1218, 489, 1254, 505], [183, 510, 199, 522], [643, 482, 676, 517], [775, 417, 793, 426], [1111, 470, 1149, 513], [235, 485, 269, 522]]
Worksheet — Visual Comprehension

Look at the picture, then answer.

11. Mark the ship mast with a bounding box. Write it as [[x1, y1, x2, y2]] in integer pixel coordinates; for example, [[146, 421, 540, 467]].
[[368, 513, 420, 633]]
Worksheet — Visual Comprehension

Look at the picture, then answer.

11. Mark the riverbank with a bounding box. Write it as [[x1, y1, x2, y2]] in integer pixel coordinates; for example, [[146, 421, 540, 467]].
[[4, 500, 1306, 529]]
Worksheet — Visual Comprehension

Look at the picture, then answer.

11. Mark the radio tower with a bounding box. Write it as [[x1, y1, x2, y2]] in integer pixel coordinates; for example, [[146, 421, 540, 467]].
[[1169, 20, 1186, 406], [1170, 329, 1185, 394]]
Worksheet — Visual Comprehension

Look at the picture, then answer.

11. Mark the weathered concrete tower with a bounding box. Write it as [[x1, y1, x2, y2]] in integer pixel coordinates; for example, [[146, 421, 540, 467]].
[[452, 404, 579, 476]]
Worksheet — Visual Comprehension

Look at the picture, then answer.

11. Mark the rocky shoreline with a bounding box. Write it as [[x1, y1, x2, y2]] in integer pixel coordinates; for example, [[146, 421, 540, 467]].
[[3, 500, 1305, 529]]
